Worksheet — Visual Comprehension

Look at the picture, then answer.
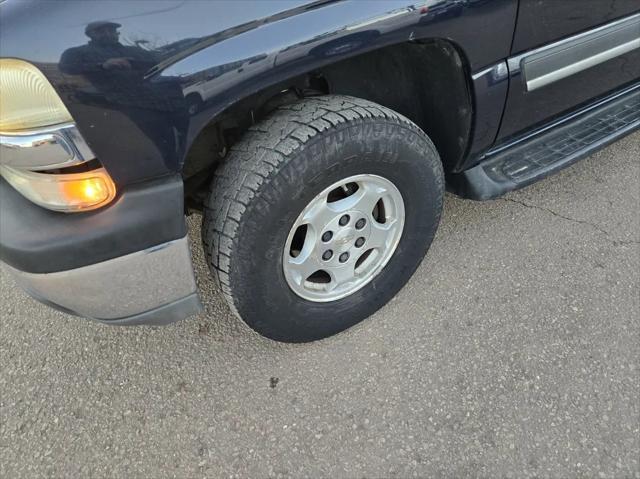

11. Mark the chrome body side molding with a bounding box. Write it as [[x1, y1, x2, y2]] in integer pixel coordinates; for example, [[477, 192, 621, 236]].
[[508, 13, 640, 92]]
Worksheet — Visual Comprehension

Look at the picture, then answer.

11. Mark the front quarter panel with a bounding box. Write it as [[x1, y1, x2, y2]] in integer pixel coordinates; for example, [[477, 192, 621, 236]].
[[0, 0, 516, 187]]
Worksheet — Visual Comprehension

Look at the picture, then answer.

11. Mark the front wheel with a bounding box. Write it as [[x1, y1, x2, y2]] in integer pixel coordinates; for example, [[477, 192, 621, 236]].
[[202, 95, 444, 342]]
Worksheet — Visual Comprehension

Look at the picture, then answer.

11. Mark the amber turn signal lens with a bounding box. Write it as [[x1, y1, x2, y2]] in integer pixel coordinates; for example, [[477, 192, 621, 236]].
[[0, 166, 116, 212], [60, 175, 112, 206]]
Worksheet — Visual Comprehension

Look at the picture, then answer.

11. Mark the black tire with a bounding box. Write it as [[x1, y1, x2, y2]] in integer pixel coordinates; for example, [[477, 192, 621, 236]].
[[202, 95, 444, 342]]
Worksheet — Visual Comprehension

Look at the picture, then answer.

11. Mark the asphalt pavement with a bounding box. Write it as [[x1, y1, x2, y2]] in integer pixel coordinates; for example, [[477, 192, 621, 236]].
[[1, 132, 638, 478]]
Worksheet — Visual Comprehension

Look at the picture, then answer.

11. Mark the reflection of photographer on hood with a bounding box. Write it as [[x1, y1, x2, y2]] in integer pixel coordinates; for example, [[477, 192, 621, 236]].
[[61, 21, 158, 77], [60, 21, 183, 114], [60, 21, 187, 167]]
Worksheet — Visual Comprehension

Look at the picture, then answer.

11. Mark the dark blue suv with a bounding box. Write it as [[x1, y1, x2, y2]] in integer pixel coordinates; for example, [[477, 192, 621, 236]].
[[1, 0, 638, 341]]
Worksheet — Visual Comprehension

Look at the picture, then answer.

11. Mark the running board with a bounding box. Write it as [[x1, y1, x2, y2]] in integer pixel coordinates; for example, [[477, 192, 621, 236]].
[[451, 85, 640, 200]]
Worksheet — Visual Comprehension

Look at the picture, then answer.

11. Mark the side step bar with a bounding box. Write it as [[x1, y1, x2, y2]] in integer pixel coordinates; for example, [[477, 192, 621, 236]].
[[451, 84, 640, 200]]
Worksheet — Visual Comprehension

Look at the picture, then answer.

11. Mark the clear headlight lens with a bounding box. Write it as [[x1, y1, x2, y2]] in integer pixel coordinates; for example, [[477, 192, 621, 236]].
[[1, 59, 117, 212], [0, 58, 73, 133]]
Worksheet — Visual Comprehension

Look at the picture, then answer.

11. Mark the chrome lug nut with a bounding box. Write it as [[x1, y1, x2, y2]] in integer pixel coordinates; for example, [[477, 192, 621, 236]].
[[339, 252, 349, 263], [338, 214, 350, 226], [355, 218, 366, 229], [355, 237, 365, 247], [322, 231, 333, 242], [322, 250, 333, 261]]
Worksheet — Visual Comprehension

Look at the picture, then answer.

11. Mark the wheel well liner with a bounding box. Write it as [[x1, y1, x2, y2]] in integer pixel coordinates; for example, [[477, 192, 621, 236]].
[[320, 40, 472, 172]]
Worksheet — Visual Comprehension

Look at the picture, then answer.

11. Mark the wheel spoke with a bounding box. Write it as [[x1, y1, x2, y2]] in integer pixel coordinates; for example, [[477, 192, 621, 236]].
[[302, 198, 336, 230], [367, 218, 398, 249], [352, 181, 387, 215], [286, 252, 323, 285], [327, 264, 355, 291]]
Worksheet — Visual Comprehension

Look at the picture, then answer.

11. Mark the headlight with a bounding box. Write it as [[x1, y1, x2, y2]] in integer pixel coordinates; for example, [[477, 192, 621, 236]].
[[0, 59, 117, 212], [0, 58, 73, 132]]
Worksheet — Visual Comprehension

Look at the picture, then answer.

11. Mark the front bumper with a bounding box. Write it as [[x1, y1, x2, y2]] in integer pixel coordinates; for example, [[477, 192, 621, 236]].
[[1, 175, 203, 325], [4, 235, 202, 325]]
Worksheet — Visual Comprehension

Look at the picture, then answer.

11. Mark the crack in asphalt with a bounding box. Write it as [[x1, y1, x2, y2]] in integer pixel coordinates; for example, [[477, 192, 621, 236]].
[[500, 197, 640, 247]]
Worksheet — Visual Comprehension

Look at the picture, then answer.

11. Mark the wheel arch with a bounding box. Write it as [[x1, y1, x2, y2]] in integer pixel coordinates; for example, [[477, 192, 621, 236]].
[[181, 37, 473, 204]]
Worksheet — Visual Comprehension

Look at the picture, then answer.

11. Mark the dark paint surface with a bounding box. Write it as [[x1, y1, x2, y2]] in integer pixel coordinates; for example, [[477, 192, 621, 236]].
[[0, 0, 517, 186], [512, 0, 640, 52], [466, 62, 509, 162], [497, 1, 640, 142], [497, 50, 640, 142]]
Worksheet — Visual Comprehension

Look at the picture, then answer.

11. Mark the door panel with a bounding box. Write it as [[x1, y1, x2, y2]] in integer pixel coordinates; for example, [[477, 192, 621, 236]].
[[496, 4, 640, 142], [512, 0, 639, 52]]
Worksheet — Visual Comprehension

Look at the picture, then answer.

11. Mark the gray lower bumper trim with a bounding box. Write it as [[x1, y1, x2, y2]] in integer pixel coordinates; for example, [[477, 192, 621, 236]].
[[97, 293, 203, 326], [4, 235, 203, 325]]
